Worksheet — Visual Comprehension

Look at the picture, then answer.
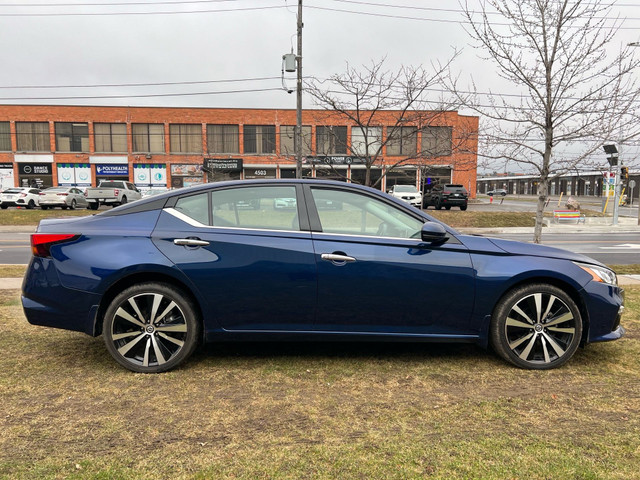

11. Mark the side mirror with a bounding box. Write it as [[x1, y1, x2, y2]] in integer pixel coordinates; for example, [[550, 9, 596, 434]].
[[420, 222, 448, 244]]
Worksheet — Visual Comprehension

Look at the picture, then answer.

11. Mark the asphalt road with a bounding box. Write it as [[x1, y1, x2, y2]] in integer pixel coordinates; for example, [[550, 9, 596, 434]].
[[486, 232, 640, 265], [1, 230, 638, 265]]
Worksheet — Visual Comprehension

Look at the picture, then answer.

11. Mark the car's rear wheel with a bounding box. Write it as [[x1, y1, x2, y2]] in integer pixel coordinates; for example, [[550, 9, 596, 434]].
[[491, 284, 582, 370], [41, 206, 48, 210], [70, 199, 76, 210], [103, 283, 201, 373], [26, 200, 35, 210], [445, 205, 451, 210], [460, 205, 467, 211], [435, 199, 442, 210], [88, 203, 99, 210]]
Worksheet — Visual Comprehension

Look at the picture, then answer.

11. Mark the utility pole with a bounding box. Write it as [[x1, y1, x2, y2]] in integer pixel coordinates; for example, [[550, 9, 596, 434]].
[[295, 0, 303, 178]]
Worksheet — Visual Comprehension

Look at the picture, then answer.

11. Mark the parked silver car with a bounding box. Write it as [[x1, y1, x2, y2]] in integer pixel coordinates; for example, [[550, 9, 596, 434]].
[[39, 187, 88, 210]]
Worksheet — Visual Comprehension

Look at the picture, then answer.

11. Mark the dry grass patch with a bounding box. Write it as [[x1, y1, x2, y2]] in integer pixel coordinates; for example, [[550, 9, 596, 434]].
[[0, 208, 94, 226], [0, 288, 638, 479]]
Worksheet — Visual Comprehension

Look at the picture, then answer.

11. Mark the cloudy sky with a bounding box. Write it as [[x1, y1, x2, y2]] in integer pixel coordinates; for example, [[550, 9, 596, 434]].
[[1, 0, 639, 170]]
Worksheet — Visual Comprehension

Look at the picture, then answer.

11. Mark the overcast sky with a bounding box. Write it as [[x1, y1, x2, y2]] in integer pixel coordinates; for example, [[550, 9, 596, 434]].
[[1, 0, 639, 171]]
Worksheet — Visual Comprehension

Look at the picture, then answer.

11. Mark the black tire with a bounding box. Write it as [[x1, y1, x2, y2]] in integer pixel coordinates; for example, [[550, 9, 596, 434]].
[[501, 192, 507, 196], [445, 205, 451, 210], [70, 199, 76, 210], [120, 196, 128, 205], [26, 200, 35, 210], [41, 206, 49, 210], [488, 193, 494, 197], [61, 205, 68, 210], [490, 283, 582, 370], [0, 205, 7, 209], [435, 199, 442, 210], [460, 205, 468, 211], [103, 282, 201, 373], [88, 202, 99, 210]]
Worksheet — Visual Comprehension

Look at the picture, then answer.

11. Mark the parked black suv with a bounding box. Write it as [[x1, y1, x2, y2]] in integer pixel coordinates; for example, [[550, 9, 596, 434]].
[[423, 184, 468, 210]]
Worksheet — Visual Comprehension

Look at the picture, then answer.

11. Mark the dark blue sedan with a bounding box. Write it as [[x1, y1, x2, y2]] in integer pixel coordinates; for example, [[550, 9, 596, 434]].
[[22, 180, 625, 372]]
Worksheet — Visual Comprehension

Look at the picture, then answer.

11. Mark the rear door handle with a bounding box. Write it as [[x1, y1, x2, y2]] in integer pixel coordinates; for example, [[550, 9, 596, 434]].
[[173, 238, 210, 247], [321, 253, 356, 263]]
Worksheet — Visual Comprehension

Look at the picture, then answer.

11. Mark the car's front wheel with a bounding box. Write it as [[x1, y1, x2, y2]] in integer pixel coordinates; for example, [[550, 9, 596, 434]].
[[491, 284, 582, 370], [460, 205, 467, 211], [103, 283, 201, 373]]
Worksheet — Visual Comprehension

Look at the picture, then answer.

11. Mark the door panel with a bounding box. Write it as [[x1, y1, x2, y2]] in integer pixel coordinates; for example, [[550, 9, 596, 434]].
[[313, 234, 475, 335]]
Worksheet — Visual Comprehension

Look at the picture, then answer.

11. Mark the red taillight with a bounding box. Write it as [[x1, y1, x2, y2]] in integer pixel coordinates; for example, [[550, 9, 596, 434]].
[[56, 193, 68, 196], [31, 234, 80, 258], [443, 190, 451, 195], [20, 193, 27, 198], [114, 188, 119, 196]]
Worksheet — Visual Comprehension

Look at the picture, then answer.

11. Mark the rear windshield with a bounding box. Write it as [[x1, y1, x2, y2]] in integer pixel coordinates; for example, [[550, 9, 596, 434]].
[[3, 189, 23, 194], [99, 182, 123, 188]]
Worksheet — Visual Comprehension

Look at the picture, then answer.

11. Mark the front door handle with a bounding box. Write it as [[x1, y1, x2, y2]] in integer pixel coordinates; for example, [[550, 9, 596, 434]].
[[173, 238, 210, 247], [321, 253, 356, 263]]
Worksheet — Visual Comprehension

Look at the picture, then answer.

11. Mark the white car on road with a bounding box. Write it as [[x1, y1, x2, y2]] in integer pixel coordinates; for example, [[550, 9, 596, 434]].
[[387, 184, 422, 208], [0, 187, 41, 209]]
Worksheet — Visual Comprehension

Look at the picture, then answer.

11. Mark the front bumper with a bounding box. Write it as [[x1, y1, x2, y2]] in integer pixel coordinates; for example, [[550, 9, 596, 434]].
[[583, 282, 625, 344]]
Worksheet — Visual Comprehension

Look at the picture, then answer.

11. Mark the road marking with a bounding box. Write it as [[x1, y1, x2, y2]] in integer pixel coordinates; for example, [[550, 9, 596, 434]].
[[599, 244, 640, 250]]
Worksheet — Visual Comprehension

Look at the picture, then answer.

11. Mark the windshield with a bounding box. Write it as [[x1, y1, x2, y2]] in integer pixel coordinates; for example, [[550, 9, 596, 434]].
[[394, 185, 418, 193]]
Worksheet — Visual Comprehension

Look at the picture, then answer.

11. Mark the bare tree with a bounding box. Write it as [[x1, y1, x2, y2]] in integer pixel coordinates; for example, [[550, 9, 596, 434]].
[[305, 58, 477, 189], [455, 0, 640, 242]]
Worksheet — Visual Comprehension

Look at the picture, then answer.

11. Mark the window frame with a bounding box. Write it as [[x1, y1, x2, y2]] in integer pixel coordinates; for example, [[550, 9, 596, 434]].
[[206, 124, 239, 154], [165, 183, 309, 232], [420, 126, 453, 157], [94, 122, 127, 153], [132, 123, 165, 154], [0, 122, 10, 151], [303, 184, 428, 240], [243, 125, 276, 154], [279, 125, 312, 156], [15, 122, 50, 152], [169, 123, 203, 154], [316, 126, 347, 155], [55, 122, 89, 153]]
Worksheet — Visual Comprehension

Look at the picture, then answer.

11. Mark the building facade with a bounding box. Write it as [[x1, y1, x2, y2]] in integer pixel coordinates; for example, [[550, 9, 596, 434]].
[[0, 105, 478, 195], [478, 170, 639, 201]]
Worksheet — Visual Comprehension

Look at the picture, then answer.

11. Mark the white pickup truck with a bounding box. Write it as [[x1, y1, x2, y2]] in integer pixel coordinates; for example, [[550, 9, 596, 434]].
[[85, 180, 142, 210]]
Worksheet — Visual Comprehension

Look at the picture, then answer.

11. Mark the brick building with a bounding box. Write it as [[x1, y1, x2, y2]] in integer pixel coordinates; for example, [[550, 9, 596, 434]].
[[0, 105, 478, 195]]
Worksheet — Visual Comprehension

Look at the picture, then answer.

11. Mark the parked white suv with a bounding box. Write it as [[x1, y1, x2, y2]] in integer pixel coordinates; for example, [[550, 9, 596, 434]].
[[387, 184, 422, 207], [0, 187, 41, 209]]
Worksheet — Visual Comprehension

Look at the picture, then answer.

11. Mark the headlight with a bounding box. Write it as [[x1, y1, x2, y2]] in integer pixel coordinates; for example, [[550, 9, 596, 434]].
[[574, 262, 617, 286]]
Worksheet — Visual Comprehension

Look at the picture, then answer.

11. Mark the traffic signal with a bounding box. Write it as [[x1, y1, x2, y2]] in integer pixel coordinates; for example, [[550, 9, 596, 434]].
[[621, 166, 629, 180]]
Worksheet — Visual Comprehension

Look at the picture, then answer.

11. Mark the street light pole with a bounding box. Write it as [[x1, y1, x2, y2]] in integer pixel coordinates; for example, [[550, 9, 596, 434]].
[[295, 0, 303, 179]]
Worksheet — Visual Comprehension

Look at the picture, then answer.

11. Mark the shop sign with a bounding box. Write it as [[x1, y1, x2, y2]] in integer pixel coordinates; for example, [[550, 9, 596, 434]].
[[0, 163, 13, 169], [57, 163, 92, 187], [134, 164, 167, 187], [96, 164, 129, 176], [171, 164, 204, 177], [244, 168, 276, 179], [19, 163, 52, 175], [203, 158, 243, 172], [303, 156, 368, 165]]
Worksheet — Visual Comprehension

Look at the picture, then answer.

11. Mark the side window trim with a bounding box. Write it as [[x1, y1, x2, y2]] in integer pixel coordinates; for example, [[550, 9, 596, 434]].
[[303, 184, 427, 234], [166, 183, 311, 232]]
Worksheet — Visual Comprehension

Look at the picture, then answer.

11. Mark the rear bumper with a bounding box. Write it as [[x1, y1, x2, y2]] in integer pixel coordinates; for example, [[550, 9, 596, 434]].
[[22, 257, 101, 336], [442, 198, 468, 206]]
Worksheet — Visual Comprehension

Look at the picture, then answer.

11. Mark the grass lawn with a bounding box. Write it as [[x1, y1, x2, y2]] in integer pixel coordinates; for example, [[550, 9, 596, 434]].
[[0, 287, 638, 479]]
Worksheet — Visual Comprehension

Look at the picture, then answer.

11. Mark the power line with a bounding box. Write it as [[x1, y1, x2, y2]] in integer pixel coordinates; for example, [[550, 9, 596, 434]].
[[0, 76, 287, 89], [0, 4, 286, 16], [305, 4, 640, 29], [0, 87, 284, 100]]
